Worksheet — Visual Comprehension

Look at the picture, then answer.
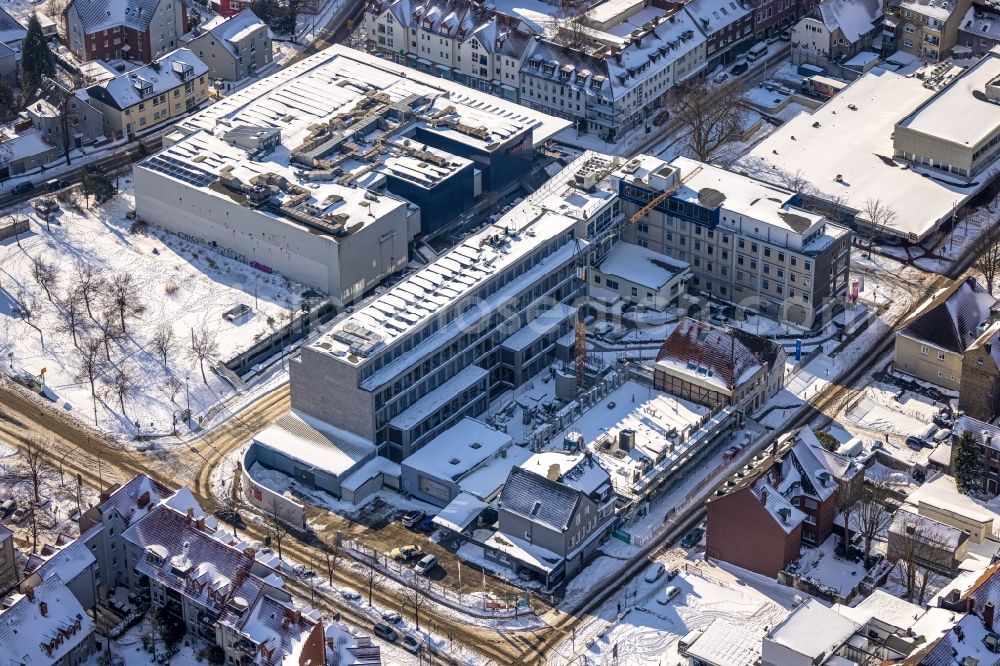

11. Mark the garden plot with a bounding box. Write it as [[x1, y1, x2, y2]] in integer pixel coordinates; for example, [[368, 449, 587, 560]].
[[0, 178, 300, 441]]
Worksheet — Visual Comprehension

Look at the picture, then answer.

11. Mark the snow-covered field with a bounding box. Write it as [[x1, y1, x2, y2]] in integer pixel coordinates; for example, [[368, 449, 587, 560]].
[[0, 179, 301, 441]]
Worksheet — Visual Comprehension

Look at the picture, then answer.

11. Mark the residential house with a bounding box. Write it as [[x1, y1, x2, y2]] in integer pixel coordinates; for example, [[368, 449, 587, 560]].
[[653, 317, 786, 414], [762, 599, 862, 666], [0, 576, 98, 666], [20, 536, 101, 613], [0, 8, 26, 58], [617, 155, 853, 329], [902, 472, 995, 541], [590, 242, 691, 310], [185, 9, 272, 82], [485, 451, 616, 587], [26, 78, 106, 153], [959, 321, 1000, 421], [0, 43, 15, 86], [790, 0, 883, 63], [958, 4, 1000, 57], [883, 0, 975, 60], [86, 48, 209, 139], [912, 561, 1000, 665], [0, 525, 16, 594], [753, 0, 813, 39], [893, 277, 997, 391], [706, 427, 863, 576], [685, 0, 755, 66], [0, 131, 60, 176], [951, 415, 1000, 495], [64, 0, 189, 63]]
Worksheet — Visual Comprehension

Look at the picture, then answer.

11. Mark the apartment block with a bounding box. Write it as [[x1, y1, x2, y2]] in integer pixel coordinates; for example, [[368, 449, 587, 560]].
[[64, 0, 188, 63], [884, 0, 973, 60], [616, 155, 852, 328]]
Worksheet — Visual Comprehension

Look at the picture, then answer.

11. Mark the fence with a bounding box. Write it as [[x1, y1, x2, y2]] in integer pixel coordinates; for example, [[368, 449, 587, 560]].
[[223, 301, 336, 378], [241, 447, 307, 529]]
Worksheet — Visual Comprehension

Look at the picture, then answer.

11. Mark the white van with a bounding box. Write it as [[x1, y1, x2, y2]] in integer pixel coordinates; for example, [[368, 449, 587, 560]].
[[415, 554, 437, 576], [746, 42, 768, 62]]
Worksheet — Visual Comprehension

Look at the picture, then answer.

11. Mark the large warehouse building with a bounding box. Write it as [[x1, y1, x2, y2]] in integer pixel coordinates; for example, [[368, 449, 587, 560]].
[[134, 45, 569, 304]]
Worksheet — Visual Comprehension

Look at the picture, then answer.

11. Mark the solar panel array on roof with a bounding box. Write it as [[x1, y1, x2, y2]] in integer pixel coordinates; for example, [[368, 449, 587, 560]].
[[145, 155, 217, 188]]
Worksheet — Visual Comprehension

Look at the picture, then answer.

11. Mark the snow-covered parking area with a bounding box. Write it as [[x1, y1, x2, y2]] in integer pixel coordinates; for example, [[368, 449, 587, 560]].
[[0, 177, 301, 441]]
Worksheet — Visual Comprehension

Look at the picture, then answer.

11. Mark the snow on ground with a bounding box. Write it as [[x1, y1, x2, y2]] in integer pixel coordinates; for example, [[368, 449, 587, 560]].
[[790, 538, 866, 598], [845, 383, 939, 437], [0, 178, 299, 441], [549, 561, 791, 666]]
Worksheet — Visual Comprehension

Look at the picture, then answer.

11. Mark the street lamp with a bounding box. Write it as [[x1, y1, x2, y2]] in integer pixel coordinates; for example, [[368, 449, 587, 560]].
[[185, 375, 190, 420]]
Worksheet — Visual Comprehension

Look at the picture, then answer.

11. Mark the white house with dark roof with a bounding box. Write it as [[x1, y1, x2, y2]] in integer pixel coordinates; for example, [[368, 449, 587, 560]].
[[790, 0, 883, 63], [485, 450, 615, 587], [64, 0, 188, 62], [893, 276, 998, 391], [762, 599, 861, 666], [0, 576, 97, 666], [184, 9, 272, 82], [591, 241, 691, 310]]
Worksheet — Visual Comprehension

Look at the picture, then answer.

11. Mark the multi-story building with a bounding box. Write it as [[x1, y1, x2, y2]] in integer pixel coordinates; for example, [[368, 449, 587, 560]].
[[0, 8, 26, 59], [893, 277, 997, 391], [0, 525, 16, 594], [364, 0, 709, 138], [685, 0, 755, 66], [290, 152, 622, 462], [184, 9, 272, 82], [28, 78, 106, 152], [790, 0, 883, 63], [959, 4, 1000, 56], [884, 0, 974, 60], [64, 0, 188, 63], [952, 415, 1000, 494], [86, 48, 209, 140], [0, 576, 97, 666], [617, 155, 852, 328], [959, 321, 1000, 421], [485, 450, 616, 587], [653, 317, 785, 414], [752, 0, 812, 38]]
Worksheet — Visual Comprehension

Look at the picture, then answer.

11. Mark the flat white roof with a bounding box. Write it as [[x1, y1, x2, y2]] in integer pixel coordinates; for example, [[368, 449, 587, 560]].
[[898, 52, 1000, 148], [519, 450, 611, 496], [401, 416, 512, 480], [740, 69, 968, 241], [253, 410, 375, 478], [596, 242, 688, 290], [767, 599, 859, 658], [500, 302, 576, 352]]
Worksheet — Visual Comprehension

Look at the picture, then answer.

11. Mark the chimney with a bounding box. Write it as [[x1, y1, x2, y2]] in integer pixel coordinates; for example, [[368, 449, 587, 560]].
[[24, 587, 34, 601], [137, 491, 150, 508], [985, 601, 996, 631], [39, 601, 47, 617], [186, 507, 194, 525], [760, 488, 768, 504], [282, 616, 291, 628], [292, 610, 302, 623], [196, 516, 205, 531], [906, 523, 916, 535], [243, 547, 256, 559]]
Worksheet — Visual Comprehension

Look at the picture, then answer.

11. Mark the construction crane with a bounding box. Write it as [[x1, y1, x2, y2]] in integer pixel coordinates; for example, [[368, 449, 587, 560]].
[[622, 163, 703, 233]]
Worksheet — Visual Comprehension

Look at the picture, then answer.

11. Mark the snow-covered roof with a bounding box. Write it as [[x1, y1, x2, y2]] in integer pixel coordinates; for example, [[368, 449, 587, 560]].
[[740, 68, 972, 242], [835, 589, 924, 631], [0, 576, 95, 664], [954, 413, 1000, 451], [253, 410, 376, 479], [89, 48, 208, 110], [67, 0, 162, 34], [900, 0, 959, 21], [920, 613, 996, 666], [483, 530, 562, 572], [458, 444, 531, 501], [788, 427, 861, 501], [960, 5, 1000, 43], [0, 8, 25, 48], [815, 0, 882, 43], [0, 131, 56, 163], [500, 465, 582, 532], [200, 9, 269, 58], [324, 621, 382, 665], [748, 478, 805, 534], [656, 317, 773, 392], [596, 242, 689, 290], [433, 492, 489, 532], [906, 473, 997, 526], [340, 456, 400, 493], [684, 0, 752, 35], [898, 277, 997, 354], [889, 506, 969, 551], [401, 417, 513, 482], [33, 536, 96, 585], [91, 473, 173, 529], [843, 51, 880, 69], [765, 599, 860, 659], [389, 366, 489, 430], [685, 618, 763, 666], [238, 593, 317, 664], [518, 450, 611, 498], [898, 51, 1000, 150], [312, 152, 612, 375], [500, 302, 576, 352]]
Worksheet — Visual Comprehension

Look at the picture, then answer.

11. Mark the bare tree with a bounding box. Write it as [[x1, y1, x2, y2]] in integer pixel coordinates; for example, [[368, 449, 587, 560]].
[[892, 518, 950, 605], [670, 79, 747, 162], [151, 325, 176, 366], [58, 286, 87, 348], [974, 233, 1000, 294], [851, 475, 894, 566], [326, 547, 341, 587], [35, 76, 84, 166], [263, 499, 291, 560], [220, 461, 243, 537], [95, 307, 124, 361], [861, 198, 898, 258], [75, 261, 103, 319], [188, 326, 219, 383], [403, 577, 431, 632], [107, 272, 143, 333], [104, 363, 137, 422], [30, 255, 58, 301], [363, 561, 383, 605], [775, 168, 816, 195], [75, 336, 107, 424], [836, 477, 862, 553], [17, 435, 49, 505]]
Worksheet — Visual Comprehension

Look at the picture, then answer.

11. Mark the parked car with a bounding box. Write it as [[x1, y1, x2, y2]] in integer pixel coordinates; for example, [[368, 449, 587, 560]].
[[372, 623, 399, 642], [11, 182, 34, 196], [390, 545, 424, 561], [401, 510, 425, 528], [905, 436, 931, 450], [779, 28, 792, 41], [381, 611, 402, 625], [214, 507, 245, 528], [46, 178, 69, 191], [415, 554, 438, 576], [517, 569, 536, 582], [730, 58, 749, 76], [657, 585, 681, 605], [666, 568, 680, 581], [0, 499, 15, 518], [681, 528, 704, 548], [710, 313, 729, 326], [644, 562, 665, 583], [713, 71, 730, 84], [401, 636, 422, 654], [339, 589, 362, 603]]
